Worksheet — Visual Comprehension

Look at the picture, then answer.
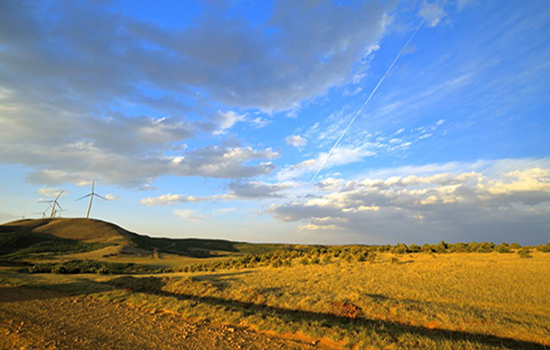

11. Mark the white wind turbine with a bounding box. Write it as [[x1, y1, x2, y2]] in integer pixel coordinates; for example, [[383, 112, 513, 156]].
[[39, 191, 65, 219], [34, 204, 52, 219], [77, 180, 107, 219]]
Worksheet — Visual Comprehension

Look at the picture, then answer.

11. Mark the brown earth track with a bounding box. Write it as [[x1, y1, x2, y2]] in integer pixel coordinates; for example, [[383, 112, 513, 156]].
[[0, 286, 341, 350]]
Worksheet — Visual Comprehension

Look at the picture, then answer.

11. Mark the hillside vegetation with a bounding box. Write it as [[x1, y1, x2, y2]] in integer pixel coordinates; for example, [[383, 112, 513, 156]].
[[0, 219, 313, 263]]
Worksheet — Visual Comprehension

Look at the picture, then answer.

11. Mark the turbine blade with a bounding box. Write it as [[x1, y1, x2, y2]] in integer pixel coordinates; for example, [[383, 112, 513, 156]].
[[55, 190, 64, 201], [56, 202, 64, 211], [76, 194, 92, 201], [94, 193, 108, 201]]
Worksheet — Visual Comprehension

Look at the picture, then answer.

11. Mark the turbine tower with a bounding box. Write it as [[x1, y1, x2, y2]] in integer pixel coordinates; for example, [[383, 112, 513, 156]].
[[77, 180, 107, 219], [39, 191, 64, 218]]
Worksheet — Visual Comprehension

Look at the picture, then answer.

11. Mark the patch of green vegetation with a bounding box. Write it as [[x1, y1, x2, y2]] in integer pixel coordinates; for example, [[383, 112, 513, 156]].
[[0, 229, 108, 260], [28, 259, 158, 274], [129, 234, 311, 258]]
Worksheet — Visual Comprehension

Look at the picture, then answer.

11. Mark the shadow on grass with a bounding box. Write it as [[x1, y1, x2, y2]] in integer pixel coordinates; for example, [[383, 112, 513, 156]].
[[0, 285, 75, 303], [13, 276, 547, 350], [105, 276, 545, 350]]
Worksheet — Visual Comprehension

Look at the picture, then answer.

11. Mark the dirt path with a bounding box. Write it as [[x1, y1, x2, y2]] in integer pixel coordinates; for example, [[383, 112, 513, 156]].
[[0, 286, 340, 350]]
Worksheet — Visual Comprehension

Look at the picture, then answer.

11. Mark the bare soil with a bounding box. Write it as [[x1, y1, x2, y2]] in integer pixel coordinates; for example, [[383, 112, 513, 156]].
[[0, 286, 340, 350]]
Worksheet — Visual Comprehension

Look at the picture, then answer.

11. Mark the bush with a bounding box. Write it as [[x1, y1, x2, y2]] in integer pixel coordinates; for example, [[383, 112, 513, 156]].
[[449, 242, 468, 253], [536, 241, 550, 253], [518, 249, 533, 259], [435, 241, 449, 253], [495, 243, 510, 253], [476, 242, 495, 253], [391, 244, 408, 254], [28, 260, 157, 274], [421, 244, 434, 253], [408, 244, 421, 253]]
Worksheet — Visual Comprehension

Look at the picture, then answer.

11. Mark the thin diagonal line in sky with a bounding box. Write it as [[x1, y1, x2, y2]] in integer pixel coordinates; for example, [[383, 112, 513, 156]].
[[309, 20, 425, 186]]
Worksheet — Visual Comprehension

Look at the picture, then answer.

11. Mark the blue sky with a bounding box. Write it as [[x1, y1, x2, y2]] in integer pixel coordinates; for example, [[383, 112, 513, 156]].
[[1, 0, 549, 245]]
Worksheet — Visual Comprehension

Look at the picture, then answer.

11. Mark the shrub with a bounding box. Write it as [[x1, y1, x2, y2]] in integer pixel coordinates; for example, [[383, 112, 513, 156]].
[[435, 241, 449, 253], [408, 244, 421, 253], [509, 243, 521, 250], [495, 243, 511, 253], [449, 242, 468, 253], [476, 242, 495, 253], [536, 241, 550, 253], [391, 257, 399, 264], [518, 249, 533, 259], [421, 244, 434, 253], [391, 243, 408, 254]]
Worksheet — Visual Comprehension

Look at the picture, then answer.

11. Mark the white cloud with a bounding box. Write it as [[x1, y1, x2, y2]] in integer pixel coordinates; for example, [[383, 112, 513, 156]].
[[285, 135, 308, 148], [250, 117, 271, 129], [140, 180, 293, 206], [37, 187, 67, 198], [104, 194, 117, 201], [174, 209, 206, 223], [213, 111, 246, 135], [418, 3, 447, 27], [228, 181, 293, 199], [140, 193, 219, 206], [269, 158, 550, 244]]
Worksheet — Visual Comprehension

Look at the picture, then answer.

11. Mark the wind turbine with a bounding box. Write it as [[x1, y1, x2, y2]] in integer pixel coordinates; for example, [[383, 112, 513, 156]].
[[34, 205, 51, 219], [77, 180, 107, 219], [39, 191, 65, 219]]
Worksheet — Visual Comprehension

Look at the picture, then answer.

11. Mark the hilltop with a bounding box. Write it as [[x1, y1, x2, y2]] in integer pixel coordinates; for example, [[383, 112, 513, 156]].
[[0, 218, 307, 261]]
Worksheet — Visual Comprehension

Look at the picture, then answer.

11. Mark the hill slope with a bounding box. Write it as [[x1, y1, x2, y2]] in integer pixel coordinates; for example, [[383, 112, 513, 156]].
[[0, 218, 307, 260]]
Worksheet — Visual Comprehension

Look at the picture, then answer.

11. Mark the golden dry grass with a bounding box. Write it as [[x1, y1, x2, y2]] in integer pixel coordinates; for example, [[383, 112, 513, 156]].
[[1, 252, 549, 349]]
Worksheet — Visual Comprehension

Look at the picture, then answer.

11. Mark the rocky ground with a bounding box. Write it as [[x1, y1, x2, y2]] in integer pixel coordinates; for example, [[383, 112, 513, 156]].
[[0, 286, 340, 350]]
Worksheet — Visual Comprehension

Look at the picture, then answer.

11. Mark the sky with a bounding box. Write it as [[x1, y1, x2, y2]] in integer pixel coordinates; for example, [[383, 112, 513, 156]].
[[0, 0, 549, 245]]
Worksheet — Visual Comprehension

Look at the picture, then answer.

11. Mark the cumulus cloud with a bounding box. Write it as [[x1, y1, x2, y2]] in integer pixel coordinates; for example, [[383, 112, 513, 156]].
[[286, 135, 308, 148], [0, 0, 397, 187], [37, 187, 66, 198], [140, 193, 222, 206], [268, 159, 550, 244], [140, 180, 292, 206], [174, 209, 206, 223], [228, 181, 293, 199], [18, 144, 278, 187], [213, 111, 246, 135]]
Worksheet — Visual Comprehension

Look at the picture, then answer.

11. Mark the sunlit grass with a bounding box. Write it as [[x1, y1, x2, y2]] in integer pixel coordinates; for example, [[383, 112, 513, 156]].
[[2, 252, 548, 349]]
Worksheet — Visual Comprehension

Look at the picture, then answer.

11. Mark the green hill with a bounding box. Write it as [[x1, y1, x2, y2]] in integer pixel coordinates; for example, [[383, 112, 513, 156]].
[[0, 218, 307, 261]]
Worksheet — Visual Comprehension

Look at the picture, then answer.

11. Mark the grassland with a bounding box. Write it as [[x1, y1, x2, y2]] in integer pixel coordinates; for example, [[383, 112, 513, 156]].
[[1, 218, 549, 349], [1, 251, 549, 349]]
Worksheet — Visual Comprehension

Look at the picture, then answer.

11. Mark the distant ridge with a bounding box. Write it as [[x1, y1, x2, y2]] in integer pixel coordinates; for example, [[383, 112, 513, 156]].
[[0, 218, 305, 259]]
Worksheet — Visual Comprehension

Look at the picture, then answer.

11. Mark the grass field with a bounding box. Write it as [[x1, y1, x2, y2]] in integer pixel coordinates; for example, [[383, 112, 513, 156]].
[[1, 251, 549, 349]]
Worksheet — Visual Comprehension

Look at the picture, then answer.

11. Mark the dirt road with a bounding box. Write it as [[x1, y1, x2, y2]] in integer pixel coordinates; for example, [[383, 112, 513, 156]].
[[0, 286, 339, 350]]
